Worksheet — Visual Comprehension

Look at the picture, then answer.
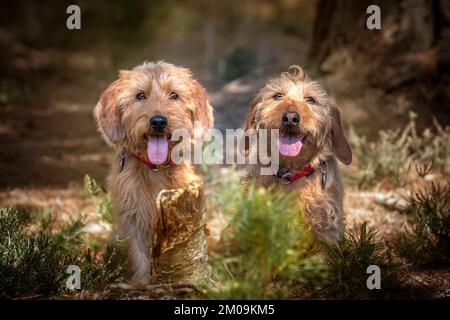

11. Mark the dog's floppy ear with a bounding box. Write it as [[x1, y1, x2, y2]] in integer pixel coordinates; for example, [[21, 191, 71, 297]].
[[330, 106, 352, 165], [94, 77, 126, 147], [192, 80, 214, 139], [245, 96, 261, 130], [243, 96, 261, 152]]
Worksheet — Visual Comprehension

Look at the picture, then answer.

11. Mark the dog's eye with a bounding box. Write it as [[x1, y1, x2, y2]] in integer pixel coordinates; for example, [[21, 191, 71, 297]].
[[273, 92, 284, 100], [136, 92, 146, 100], [305, 96, 316, 104], [169, 91, 179, 100]]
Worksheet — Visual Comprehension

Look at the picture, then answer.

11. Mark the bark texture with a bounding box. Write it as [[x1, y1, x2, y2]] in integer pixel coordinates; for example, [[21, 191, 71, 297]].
[[309, 0, 450, 125], [152, 182, 210, 284]]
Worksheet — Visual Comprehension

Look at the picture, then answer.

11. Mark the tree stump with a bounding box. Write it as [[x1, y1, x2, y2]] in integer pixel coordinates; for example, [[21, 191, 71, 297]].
[[151, 182, 210, 284]]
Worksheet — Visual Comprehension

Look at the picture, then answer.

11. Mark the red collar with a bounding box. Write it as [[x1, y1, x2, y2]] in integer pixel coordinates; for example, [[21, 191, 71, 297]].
[[132, 151, 172, 171], [276, 165, 314, 184]]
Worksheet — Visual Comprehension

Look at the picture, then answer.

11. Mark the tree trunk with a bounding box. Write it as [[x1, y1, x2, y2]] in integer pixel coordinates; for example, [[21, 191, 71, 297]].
[[151, 182, 210, 284], [309, 0, 450, 126]]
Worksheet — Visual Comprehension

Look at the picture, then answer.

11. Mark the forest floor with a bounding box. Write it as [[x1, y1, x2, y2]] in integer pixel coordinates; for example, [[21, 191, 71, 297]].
[[1, 49, 449, 299]]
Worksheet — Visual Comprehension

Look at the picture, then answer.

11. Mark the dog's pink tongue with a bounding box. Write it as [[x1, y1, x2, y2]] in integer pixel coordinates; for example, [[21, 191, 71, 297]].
[[277, 136, 302, 157], [147, 136, 168, 165]]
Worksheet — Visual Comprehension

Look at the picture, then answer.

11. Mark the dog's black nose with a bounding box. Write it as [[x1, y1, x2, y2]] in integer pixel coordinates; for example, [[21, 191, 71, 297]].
[[149, 115, 168, 132], [282, 111, 300, 126]]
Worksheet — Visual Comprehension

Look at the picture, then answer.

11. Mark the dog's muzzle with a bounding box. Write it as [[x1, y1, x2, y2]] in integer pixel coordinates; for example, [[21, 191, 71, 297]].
[[282, 111, 300, 127], [149, 115, 168, 133]]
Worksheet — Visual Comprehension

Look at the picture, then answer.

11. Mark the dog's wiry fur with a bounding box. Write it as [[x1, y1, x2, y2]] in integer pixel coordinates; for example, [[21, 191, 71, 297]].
[[245, 66, 352, 243], [94, 61, 213, 286]]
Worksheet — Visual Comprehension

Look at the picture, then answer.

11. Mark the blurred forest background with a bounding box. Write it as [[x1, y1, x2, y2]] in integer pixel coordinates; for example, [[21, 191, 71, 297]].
[[0, 0, 449, 188], [0, 0, 318, 187], [0, 0, 449, 299]]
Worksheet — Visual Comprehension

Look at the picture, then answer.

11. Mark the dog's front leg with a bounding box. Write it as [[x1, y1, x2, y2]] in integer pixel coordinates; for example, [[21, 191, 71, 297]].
[[122, 213, 153, 287], [310, 204, 343, 243], [111, 169, 159, 287], [302, 187, 344, 243]]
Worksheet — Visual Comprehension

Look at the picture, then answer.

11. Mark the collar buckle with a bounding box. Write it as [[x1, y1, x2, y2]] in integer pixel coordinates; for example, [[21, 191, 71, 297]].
[[277, 167, 293, 184], [276, 164, 314, 184], [280, 172, 292, 185]]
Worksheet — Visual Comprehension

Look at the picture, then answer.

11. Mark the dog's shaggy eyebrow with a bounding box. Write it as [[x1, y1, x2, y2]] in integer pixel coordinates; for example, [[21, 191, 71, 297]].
[[146, 71, 188, 93], [303, 82, 327, 100], [266, 82, 283, 93], [124, 71, 153, 92]]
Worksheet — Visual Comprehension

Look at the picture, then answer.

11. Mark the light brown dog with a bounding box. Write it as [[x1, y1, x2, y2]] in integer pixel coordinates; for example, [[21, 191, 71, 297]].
[[244, 65, 352, 243], [94, 61, 213, 286]]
